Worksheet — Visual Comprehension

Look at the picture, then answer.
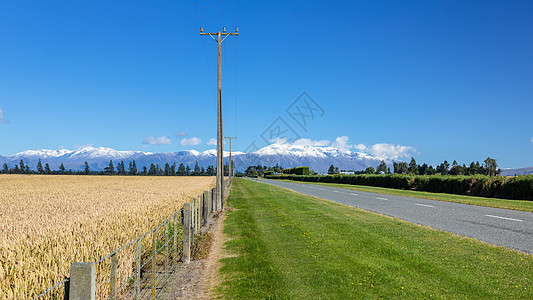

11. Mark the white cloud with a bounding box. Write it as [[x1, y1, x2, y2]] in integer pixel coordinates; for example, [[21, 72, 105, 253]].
[[143, 136, 172, 145], [365, 143, 416, 160], [207, 138, 217, 146], [269, 137, 329, 147], [74, 143, 94, 149], [292, 138, 330, 147], [180, 137, 202, 146], [176, 131, 188, 137], [330, 136, 352, 153], [207, 138, 226, 146], [0, 106, 9, 123], [353, 144, 367, 151], [531, 137, 533, 143], [264, 136, 416, 161]]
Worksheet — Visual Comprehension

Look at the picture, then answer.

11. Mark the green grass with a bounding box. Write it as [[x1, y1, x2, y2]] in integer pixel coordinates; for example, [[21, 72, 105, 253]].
[[269, 178, 533, 213], [218, 178, 533, 299]]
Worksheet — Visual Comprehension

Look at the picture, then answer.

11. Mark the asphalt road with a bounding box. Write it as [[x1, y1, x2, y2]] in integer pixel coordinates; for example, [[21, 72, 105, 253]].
[[251, 178, 533, 254]]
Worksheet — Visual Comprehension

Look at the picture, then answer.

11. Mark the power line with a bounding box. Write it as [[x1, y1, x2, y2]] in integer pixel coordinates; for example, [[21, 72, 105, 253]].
[[192, 0, 217, 101], [219, 0, 225, 27]]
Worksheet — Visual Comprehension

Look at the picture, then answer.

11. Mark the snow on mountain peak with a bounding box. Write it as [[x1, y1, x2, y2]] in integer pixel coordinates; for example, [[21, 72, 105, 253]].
[[254, 142, 350, 158], [11, 149, 72, 158]]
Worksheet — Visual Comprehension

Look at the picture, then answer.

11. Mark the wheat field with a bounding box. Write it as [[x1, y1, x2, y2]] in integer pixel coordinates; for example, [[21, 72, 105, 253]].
[[0, 174, 215, 299]]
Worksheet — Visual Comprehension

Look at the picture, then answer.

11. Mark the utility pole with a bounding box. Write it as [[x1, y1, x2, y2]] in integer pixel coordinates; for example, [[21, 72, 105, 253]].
[[201, 27, 238, 209], [224, 136, 237, 178]]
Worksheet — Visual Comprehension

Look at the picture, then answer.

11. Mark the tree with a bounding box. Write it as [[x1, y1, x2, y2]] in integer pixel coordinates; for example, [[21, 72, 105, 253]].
[[408, 157, 419, 175], [59, 163, 66, 174], [206, 165, 215, 176], [84, 162, 90, 175], [224, 162, 229, 176], [44, 163, 51, 174], [376, 160, 388, 174], [13, 164, 20, 174], [37, 159, 44, 174], [177, 163, 186, 176], [116, 161, 123, 175], [2, 163, 9, 174], [328, 165, 337, 175], [483, 157, 499, 176], [148, 163, 157, 175], [164, 163, 171, 176], [129, 160, 137, 175], [185, 165, 191, 176], [449, 160, 465, 176], [418, 163, 428, 175], [171, 163, 176, 175], [393, 162, 408, 174], [104, 160, 115, 175], [121, 161, 127, 175], [437, 160, 449, 175], [193, 161, 200, 176], [365, 167, 375, 174], [19, 160, 26, 174], [142, 166, 148, 175]]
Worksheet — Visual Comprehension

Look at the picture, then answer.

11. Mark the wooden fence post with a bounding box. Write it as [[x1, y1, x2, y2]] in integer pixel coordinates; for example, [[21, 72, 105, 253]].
[[69, 262, 95, 300], [203, 191, 209, 227], [182, 203, 191, 264], [165, 222, 170, 278], [173, 213, 178, 264], [110, 252, 117, 300], [135, 240, 141, 300], [151, 230, 156, 299]]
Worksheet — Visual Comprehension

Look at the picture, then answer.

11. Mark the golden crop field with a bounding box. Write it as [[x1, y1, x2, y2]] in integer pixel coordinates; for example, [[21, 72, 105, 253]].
[[0, 174, 215, 299]]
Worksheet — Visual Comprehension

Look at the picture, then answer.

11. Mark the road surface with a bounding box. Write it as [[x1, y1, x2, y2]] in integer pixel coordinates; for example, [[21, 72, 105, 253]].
[[251, 178, 533, 254]]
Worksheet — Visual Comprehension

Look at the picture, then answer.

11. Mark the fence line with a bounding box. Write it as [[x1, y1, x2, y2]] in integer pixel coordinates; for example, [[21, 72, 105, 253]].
[[34, 177, 233, 300]]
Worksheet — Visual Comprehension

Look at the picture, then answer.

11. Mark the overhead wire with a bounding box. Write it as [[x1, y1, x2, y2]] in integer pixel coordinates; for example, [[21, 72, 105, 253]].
[[234, 0, 238, 138], [192, 0, 217, 102], [219, 0, 229, 140], [193, 0, 238, 141]]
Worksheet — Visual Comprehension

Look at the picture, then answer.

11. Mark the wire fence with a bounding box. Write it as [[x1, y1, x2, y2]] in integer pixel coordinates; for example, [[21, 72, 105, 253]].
[[33, 178, 232, 300]]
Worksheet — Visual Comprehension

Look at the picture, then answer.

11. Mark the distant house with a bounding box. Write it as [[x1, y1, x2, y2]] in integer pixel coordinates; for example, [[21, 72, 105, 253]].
[[340, 170, 355, 175]]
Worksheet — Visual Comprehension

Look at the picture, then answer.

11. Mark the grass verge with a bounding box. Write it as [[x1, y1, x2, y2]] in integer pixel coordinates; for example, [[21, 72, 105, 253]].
[[269, 178, 533, 212], [218, 178, 532, 299]]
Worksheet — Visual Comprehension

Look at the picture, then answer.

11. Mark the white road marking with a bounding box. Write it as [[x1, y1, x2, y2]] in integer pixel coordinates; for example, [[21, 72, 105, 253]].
[[415, 203, 435, 208], [350, 193, 359, 196], [376, 197, 389, 201], [319, 188, 325, 190], [485, 214, 523, 222], [332, 190, 340, 193]]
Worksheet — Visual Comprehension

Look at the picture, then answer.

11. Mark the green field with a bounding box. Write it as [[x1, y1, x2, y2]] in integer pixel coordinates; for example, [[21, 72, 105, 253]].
[[268, 178, 533, 212], [218, 178, 533, 299]]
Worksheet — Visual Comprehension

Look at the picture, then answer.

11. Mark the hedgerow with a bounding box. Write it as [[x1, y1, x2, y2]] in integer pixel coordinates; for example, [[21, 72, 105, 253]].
[[264, 174, 533, 201]]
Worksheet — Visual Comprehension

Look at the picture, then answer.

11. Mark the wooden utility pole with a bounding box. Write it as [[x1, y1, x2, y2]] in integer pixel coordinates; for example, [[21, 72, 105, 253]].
[[224, 136, 237, 178], [201, 27, 238, 208]]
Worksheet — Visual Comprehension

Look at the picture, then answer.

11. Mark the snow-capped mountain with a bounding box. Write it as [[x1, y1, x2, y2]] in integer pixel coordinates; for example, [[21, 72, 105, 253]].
[[0, 145, 383, 173]]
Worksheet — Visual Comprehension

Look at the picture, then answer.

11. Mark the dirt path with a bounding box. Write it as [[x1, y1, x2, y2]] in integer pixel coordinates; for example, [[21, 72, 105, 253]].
[[162, 211, 226, 299]]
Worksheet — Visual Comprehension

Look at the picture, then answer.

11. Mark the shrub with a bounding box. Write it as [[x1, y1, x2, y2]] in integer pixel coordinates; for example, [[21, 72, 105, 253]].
[[265, 174, 533, 201]]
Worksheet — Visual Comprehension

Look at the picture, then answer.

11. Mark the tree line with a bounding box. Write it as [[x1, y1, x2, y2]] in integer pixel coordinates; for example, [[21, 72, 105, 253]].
[[243, 164, 285, 177], [1, 159, 232, 176], [327, 156, 500, 176]]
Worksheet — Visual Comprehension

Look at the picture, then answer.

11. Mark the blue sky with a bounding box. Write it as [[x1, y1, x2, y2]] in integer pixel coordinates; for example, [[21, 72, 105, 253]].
[[1, 1, 532, 168]]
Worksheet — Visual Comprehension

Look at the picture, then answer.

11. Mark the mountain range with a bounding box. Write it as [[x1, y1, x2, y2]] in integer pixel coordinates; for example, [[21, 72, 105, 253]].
[[0, 143, 385, 173]]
